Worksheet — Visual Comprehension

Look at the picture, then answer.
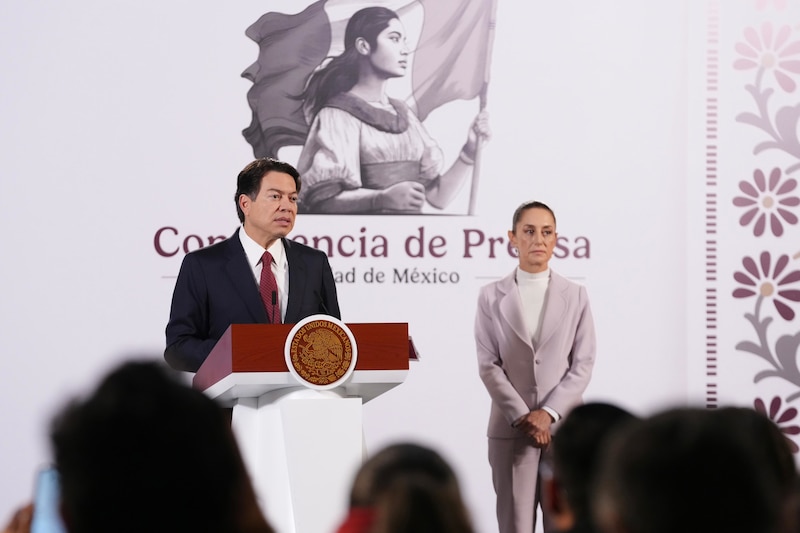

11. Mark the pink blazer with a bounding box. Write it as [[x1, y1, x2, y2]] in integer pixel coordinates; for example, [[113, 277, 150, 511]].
[[475, 269, 597, 438]]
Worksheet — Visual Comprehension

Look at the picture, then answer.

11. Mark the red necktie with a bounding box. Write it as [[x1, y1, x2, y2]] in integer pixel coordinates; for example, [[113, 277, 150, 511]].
[[259, 251, 281, 323]]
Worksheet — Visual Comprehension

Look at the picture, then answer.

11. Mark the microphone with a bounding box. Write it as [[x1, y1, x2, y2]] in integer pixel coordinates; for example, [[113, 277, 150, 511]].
[[314, 290, 330, 315], [271, 291, 277, 323]]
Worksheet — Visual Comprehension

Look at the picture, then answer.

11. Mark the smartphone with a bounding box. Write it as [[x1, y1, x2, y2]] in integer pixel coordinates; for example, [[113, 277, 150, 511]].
[[30, 466, 67, 533]]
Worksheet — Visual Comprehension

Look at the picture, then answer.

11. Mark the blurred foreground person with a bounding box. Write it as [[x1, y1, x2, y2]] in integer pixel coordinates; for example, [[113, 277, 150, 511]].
[[50, 359, 274, 533], [542, 402, 639, 533], [334, 442, 475, 533], [593, 406, 798, 533]]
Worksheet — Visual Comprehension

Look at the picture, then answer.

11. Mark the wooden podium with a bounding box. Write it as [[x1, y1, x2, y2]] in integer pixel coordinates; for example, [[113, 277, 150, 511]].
[[194, 320, 412, 533]]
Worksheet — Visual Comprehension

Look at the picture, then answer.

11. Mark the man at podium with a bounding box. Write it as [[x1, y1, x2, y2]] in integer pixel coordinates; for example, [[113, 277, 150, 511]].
[[164, 157, 341, 372]]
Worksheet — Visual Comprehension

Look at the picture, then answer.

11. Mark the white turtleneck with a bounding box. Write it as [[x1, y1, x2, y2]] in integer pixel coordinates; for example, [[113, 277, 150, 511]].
[[516, 267, 550, 347]]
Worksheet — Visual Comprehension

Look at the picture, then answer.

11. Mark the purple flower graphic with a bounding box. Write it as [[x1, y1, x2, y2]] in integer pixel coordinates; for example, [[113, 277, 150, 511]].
[[734, 22, 800, 92], [733, 252, 800, 320], [733, 167, 800, 236], [754, 396, 800, 453], [756, 0, 788, 10]]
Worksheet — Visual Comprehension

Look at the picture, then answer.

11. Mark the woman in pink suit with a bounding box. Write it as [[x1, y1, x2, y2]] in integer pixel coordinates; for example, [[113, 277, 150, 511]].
[[474, 201, 597, 533]]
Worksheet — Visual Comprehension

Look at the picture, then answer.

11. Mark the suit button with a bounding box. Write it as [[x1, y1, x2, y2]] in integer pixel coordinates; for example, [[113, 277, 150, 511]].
[[535, 359, 541, 364]]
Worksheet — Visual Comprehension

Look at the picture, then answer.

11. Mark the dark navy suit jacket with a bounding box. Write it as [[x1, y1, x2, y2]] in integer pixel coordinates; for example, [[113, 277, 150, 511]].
[[164, 229, 341, 372]]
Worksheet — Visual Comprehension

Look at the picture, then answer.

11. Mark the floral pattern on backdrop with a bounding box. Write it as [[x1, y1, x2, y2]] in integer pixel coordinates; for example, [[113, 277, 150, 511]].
[[728, 4, 800, 453]]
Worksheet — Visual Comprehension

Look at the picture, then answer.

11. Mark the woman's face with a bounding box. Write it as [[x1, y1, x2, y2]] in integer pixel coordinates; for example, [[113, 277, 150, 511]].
[[508, 207, 558, 273], [367, 18, 410, 79]]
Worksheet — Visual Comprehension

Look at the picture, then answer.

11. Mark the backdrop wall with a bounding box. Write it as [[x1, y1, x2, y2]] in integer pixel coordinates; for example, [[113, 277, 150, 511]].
[[1, 2, 798, 533]]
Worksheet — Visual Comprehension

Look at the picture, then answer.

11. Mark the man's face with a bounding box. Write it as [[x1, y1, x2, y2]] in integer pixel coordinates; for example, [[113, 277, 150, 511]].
[[239, 171, 298, 247]]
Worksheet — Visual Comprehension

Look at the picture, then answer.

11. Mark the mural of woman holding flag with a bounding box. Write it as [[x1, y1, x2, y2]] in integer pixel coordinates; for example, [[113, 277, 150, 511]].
[[243, 2, 497, 214], [293, 5, 491, 215]]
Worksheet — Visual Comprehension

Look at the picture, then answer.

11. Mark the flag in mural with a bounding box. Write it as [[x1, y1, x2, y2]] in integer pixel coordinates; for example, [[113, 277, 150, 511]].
[[241, 0, 497, 158], [241, 1, 331, 160], [410, 0, 497, 121]]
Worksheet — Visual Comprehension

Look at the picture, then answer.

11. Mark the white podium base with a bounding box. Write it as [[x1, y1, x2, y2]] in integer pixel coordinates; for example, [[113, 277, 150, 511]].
[[231, 386, 365, 533]]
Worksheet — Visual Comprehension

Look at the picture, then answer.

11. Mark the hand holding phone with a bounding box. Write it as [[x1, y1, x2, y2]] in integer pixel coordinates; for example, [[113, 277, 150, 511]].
[[2, 503, 33, 533]]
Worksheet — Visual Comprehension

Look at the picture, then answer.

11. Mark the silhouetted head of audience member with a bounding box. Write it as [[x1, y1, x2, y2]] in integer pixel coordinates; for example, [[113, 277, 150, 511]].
[[714, 406, 800, 533], [542, 402, 639, 533], [592, 406, 796, 533], [335, 442, 475, 533], [50, 359, 273, 533]]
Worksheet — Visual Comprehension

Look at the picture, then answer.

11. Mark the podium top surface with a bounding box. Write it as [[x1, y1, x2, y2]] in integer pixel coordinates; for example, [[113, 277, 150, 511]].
[[194, 322, 411, 393]]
